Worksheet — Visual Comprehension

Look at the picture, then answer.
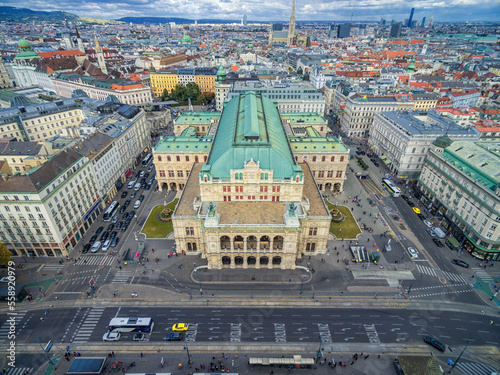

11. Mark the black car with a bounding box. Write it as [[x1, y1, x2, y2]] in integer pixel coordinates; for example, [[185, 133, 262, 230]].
[[417, 213, 425, 221], [110, 231, 118, 240], [165, 332, 183, 341], [122, 212, 128, 221], [96, 226, 104, 235], [451, 259, 469, 268], [373, 162, 379, 167], [141, 183, 147, 189], [119, 206, 126, 214], [124, 218, 131, 226], [140, 178, 146, 184], [401, 195, 409, 201], [124, 199, 131, 207], [121, 191, 128, 199], [121, 224, 128, 232], [145, 183, 152, 190], [100, 231, 109, 242], [423, 336, 446, 352], [107, 223, 115, 232], [144, 173, 149, 178], [130, 192, 137, 199], [432, 239, 444, 247], [138, 195, 145, 202], [407, 201, 415, 207], [111, 237, 119, 247], [116, 221, 123, 230], [129, 210, 135, 219], [89, 234, 98, 244], [82, 244, 91, 254]]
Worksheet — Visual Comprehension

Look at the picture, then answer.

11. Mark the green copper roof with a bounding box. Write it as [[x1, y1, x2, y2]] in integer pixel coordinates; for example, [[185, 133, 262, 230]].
[[441, 140, 500, 192], [206, 92, 298, 179], [175, 112, 221, 124], [289, 133, 349, 153], [154, 126, 213, 152]]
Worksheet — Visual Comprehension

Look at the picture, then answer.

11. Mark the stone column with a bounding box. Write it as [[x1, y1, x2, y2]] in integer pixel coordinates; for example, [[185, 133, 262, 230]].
[[243, 256, 248, 269], [243, 237, 248, 253], [230, 256, 235, 269]]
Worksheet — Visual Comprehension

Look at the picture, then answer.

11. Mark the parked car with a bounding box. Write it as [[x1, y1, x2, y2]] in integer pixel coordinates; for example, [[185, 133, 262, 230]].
[[147, 165, 154, 172], [116, 222, 123, 230], [129, 210, 136, 219], [82, 244, 91, 254], [423, 336, 446, 352], [451, 259, 469, 268], [423, 220, 433, 228], [401, 195, 409, 201], [96, 226, 104, 235], [138, 195, 145, 202], [89, 234, 98, 244], [145, 183, 152, 190], [407, 201, 415, 207], [107, 223, 115, 232], [110, 231, 118, 240], [119, 206, 126, 214], [131, 192, 137, 199], [121, 224, 128, 232], [121, 191, 128, 199], [124, 199, 131, 207], [407, 247, 418, 259], [432, 239, 444, 247]]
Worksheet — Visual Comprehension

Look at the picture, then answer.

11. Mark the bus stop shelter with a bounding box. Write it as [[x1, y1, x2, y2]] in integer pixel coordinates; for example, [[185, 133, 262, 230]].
[[67, 358, 107, 374]]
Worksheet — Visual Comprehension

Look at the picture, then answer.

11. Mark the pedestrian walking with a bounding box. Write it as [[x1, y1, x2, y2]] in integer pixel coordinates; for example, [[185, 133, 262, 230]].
[[140, 353, 143, 357]]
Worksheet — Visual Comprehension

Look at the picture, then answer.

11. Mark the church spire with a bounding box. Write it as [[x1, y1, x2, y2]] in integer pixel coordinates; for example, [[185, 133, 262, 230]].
[[287, 0, 296, 46], [94, 32, 108, 75]]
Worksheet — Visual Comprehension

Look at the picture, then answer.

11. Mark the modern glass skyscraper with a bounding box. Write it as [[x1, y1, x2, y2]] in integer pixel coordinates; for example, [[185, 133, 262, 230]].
[[408, 7, 415, 27]]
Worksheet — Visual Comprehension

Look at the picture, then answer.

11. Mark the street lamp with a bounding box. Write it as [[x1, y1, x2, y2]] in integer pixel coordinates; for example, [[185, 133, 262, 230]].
[[448, 340, 470, 373], [184, 338, 192, 369], [300, 268, 307, 295], [197, 268, 202, 295], [316, 335, 323, 363]]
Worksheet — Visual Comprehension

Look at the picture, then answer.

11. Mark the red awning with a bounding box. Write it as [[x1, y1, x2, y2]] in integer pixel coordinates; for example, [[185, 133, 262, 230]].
[[125, 170, 132, 178]]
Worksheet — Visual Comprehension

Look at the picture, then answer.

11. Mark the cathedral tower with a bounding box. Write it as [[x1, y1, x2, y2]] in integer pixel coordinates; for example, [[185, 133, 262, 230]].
[[76, 27, 85, 54], [94, 33, 108, 75], [287, 0, 296, 46]]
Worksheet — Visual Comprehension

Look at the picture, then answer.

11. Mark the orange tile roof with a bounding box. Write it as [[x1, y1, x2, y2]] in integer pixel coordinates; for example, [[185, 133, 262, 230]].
[[37, 50, 86, 58]]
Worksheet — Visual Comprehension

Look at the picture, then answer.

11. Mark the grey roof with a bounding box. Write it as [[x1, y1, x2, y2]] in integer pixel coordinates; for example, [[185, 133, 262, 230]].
[[75, 131, 114, 157], [379, 111, 481, 137], [0, 141, 42, 156], [412, 92, 439, 100], [0, 149, 83, 193]]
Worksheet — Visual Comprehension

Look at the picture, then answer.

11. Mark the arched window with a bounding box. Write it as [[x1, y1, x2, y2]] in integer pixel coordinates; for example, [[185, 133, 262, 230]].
[[260, 173, 264, 179], [412, 148, 416, 153], [195, 156, 199, 163], [204, 155, 207, 162], [167, 156, 171, 162], [340, 156, 344, 162], [158, 156, 162, 161], [322, 156, 326, 162], [265, 173, 268, 179], [331, 156, 335, 162], [239, 173, 243, 179], [186, 156, 189, 162], [312, 156, 317, 162]]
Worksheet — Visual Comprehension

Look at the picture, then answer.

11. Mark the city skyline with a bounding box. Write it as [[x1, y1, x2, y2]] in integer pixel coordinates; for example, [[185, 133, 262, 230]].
[[2, 0, 499, 22]]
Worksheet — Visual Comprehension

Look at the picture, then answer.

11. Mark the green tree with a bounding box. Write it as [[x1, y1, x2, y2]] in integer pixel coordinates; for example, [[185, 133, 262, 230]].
[[185, 82, 201, 101], [171, 84, 187, 102], [0, 242, 12, 267], [160, 89, 169, 101]]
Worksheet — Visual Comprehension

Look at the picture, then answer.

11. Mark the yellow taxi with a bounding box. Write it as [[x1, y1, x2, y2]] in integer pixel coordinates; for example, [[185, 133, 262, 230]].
[[172, 323, 189, 331], [412, 207, 421, 214]]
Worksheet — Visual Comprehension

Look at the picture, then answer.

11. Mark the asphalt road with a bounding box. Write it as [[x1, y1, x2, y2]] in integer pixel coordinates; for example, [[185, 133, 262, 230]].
[[7, 307, 500, 348]]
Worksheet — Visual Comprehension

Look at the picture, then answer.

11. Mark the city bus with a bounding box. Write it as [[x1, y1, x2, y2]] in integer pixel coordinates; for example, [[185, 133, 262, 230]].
[[382, 179, 401, 197], [103, 201, 119, 222], [141, 154, 152, 166], [108, 317, 154, 333]]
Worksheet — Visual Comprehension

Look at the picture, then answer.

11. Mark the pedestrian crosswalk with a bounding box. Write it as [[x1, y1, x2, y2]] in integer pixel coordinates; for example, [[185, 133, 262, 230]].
[[455, 361, 496, 375], [71, 307, 105, 343], [5, 367, 34, 375], [76, 255, 115, 266], [42, 264, 64, 271], [415, 264, 466, 283], [471, 267, 494, 283], [111, 270, 133, 284], [0, 310, 28, 343]]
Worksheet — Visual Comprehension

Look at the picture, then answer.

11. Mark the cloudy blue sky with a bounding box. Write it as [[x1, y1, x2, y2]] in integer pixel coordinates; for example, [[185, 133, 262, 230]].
[[4, 0, 500, 22]]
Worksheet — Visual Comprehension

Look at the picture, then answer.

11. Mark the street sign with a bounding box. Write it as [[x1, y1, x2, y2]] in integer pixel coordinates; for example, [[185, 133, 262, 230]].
[[89, 278, 94, 287], [44, 340, 53, 352]]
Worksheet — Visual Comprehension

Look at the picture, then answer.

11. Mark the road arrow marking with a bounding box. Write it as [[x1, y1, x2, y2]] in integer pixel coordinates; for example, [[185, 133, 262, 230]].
[[344, 337, 354, 341]]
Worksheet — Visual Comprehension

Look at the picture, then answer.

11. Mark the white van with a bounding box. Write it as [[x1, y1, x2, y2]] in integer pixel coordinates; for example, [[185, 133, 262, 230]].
[[433, 227, 446, 239], [133, 200, 141, 209], [134, 183, 141, 191], [102, 240, 111, 251], [127, 181, 135, 189]]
